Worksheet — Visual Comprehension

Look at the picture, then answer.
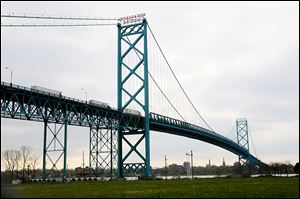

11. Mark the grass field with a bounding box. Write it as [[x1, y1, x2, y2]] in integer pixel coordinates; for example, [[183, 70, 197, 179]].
[[1, 176, 299, 198]]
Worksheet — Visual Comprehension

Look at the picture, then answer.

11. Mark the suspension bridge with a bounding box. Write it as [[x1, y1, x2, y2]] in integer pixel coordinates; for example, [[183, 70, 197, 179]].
[[1, 13, 264, 180]]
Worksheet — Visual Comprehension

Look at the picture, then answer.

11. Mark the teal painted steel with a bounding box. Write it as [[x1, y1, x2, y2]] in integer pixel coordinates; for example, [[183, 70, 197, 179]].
[[1, 81, 262, 178], [236, 119, 250, 166], [143, 19, 150, 177], [89, 126, 117, 178], [89, 127, 91, 169], [0, 82, 142, 129], [90, 127, 98, 175], [42, 121, 47, 180], [42, 122, 66, 180], [117, 23, 122, 112], [117, 23, 123, 178], [149, 113, 261, 165], [63, 120, 67, 180], [117, 19, 150, 177]]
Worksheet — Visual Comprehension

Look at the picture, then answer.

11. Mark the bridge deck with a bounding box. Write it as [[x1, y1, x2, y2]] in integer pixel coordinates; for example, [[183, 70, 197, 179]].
[[1, 82, 143, 129], [1, 81, 260, 164], [149, 113, 258, 163]]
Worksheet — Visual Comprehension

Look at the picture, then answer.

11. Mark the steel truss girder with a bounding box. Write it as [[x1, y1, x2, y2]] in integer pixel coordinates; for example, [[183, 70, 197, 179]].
[[1, 82, 143, 180], [149, 113, 260, 165], [119, 130, 147, 176], [42, 121, 67, 180], [1, 82, 261, 176], [1, 82, 143, 130], [236, 119, 249, 166], [117, 19, 150, 178], [89, 126, 117, 178]]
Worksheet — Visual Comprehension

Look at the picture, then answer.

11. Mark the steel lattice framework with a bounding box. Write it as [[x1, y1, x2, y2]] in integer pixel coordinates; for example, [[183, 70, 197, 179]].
[[1, 19, 265, 181], [1, 82, 142, 180], [117, 19, 150, 178], [42, 122, 67, 179], [1, 82, 262, 180], [89, 126, 117, 178], [236, 119, 250, 166]]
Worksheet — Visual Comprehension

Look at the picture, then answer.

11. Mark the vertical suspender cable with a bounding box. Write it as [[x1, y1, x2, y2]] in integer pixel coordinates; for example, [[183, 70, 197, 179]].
[[148, 23, 214, 132]]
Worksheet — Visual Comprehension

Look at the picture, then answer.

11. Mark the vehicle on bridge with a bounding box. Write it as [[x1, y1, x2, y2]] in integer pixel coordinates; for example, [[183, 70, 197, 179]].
[[124, 108, 142, 116], [89, 99, 110, 109], [31, 85, 62, 96]]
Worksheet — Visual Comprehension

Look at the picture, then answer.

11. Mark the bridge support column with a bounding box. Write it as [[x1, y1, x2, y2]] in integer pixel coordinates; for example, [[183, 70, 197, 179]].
[[117, 19, 151, 178], [117, 128, 123, 178], [236, 118, 249, 166], [63, 120, 68, 180], [89, 126, 117, 178], [42, 120, 47, 180], [42, 121, 68, 181]]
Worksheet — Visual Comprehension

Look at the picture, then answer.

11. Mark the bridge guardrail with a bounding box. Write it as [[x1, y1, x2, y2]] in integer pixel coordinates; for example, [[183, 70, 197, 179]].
[[149, 112, 240, 149], [1, 81, 143, 128], [2, 81, 90, 105]]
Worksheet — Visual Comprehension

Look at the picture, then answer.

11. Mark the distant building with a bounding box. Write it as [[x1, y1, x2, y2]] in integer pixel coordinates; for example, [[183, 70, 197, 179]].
[[168, 163, 184, 175], [222, 158, 226, 167], [183, 161, 191, 176], [183, 161, 190, 169], [206, 159, 211, 167], [75, 166, 91, 178]]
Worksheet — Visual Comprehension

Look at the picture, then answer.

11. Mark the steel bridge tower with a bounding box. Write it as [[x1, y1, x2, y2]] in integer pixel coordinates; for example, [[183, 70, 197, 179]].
[[42, 116, 68, 181], [89, 126, 118, 178], [236, 118, 249, 166], [117, 19, 150, 178]]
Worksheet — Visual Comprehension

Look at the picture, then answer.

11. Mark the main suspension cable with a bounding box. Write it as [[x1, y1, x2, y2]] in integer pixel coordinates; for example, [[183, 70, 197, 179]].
[[123, 36, 186, 122], [1, 23, 117, 27], [1, 13, 118, 20], [248, 124, 258, 157], [147, 23, 215, 132]]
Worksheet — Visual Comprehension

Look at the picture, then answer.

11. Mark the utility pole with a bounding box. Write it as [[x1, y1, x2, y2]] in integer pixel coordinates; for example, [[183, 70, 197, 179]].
[[164, 155, 167, 180], [186, 150, 193, 180], [82, 150, 85, 177], [27, 164, 30, 183], [191, 150, 193, 180]]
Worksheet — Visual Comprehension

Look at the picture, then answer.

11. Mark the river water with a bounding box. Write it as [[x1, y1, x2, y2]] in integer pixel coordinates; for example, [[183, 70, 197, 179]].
[[124, 173, 298, 181]]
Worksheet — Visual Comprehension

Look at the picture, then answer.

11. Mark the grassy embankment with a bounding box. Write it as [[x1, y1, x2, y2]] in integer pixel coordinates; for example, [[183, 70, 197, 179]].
[[1, 176, 299, 198]]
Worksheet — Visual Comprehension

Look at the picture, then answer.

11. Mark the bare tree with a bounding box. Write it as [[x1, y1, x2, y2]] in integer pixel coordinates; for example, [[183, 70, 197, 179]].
[[13, 149, 22, 179], [2, 149, 15, 178], [1, 149, 21, 179], [29, 154, 40, 178], [20, 145, 32, 180]]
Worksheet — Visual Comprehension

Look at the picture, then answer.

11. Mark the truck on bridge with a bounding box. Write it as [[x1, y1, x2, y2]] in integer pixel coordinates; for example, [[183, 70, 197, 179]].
[[124, 108, 141, 116], [31, 85, 62, 96], [89, 99, 110, 109]]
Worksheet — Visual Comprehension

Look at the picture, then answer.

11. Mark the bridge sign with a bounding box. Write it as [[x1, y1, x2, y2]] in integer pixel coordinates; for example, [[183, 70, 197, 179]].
[[118, 13, 145, 24]]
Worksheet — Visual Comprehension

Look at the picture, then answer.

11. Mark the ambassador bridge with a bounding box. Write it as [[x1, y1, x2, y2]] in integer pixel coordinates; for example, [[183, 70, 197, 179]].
[[1, 13, 263, 180]]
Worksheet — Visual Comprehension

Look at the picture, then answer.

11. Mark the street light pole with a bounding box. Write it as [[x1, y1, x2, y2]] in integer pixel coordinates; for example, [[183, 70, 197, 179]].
[[191, 150, 193, 180], [186, 150, 193, 180], [164, 155, 167, 180], [81, 88, 88, 103], [27, 164, 30, 183], [5, 66, 13, 85], [82, 150, 85, 178]]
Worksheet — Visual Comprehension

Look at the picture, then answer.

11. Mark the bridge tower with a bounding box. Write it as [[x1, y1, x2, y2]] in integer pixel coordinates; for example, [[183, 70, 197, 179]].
[[117, 19, 150, 178], [236, 118, 249, 166], [42, 120, 68, 181], [89, 126, 118, 178]]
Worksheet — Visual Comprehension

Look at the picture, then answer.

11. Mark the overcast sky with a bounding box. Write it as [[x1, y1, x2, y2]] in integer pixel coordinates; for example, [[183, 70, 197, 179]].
[[1, 1, 299, 171]]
